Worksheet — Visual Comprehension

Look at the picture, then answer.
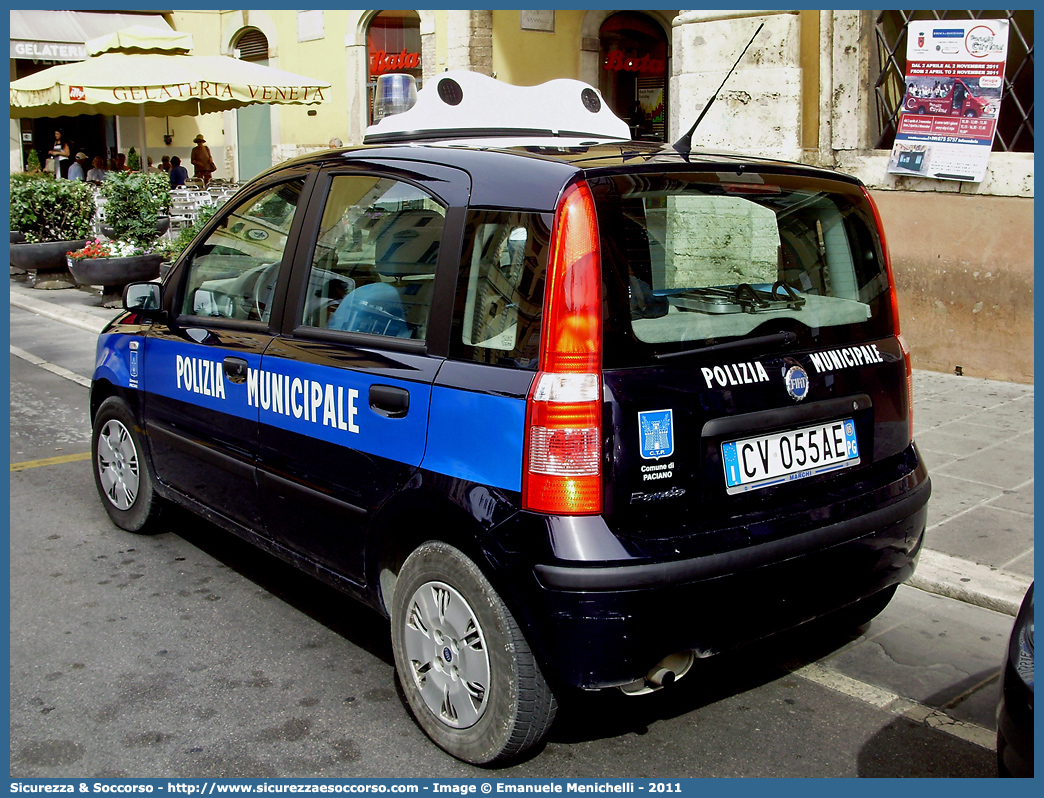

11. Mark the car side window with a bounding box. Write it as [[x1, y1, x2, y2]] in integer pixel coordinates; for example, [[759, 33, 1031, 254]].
[[448, 210, 551, 369], [179, 179, 306, 322], [300, 176, 446, 340]]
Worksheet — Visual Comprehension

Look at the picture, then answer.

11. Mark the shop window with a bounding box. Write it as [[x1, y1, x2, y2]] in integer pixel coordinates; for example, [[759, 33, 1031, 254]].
[[599, 12, 669, 142], [873, 10, 1033, 152], [367, 11, 423, 124]]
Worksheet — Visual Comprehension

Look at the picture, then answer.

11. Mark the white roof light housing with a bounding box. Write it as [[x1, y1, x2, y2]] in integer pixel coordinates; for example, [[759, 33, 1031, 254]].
[[364, 70, 630, 145]]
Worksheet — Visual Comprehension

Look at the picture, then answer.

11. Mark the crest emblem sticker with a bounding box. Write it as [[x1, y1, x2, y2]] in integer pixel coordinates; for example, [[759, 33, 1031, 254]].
[[639, 409, 674, 460]]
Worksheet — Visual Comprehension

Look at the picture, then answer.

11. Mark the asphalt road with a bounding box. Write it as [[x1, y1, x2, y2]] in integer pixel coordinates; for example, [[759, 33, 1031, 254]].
[[8, 305, 1012, 778]]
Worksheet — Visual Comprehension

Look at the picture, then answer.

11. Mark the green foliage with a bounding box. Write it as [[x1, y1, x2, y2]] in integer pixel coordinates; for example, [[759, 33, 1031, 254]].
[[100, 171, 171, 247], [156, 203, 219, 261], [25, 149, 42, 173], [10, 173, 95, 243], [127, 147, 140, 171]]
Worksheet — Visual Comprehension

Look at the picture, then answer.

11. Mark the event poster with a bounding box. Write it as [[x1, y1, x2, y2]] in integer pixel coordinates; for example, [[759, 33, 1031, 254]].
[[887, 19, 1009, 182]]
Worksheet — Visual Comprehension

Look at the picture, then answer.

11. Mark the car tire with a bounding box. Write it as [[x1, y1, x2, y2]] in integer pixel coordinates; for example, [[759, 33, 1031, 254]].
[[390, 541, 557, 764], [92, 396, 164, 533]]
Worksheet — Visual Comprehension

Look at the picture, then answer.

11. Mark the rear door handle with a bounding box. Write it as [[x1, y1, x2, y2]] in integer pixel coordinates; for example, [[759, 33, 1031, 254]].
[[223, 356, 249, 384], [369, 384, 410, 418]]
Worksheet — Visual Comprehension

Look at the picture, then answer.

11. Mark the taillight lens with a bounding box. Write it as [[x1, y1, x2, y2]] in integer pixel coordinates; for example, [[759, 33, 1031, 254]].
[[861, 187, 900, 337], [899, 333, 914, 441], [523, 182, 603, 515], [863, 187, 914, 440]]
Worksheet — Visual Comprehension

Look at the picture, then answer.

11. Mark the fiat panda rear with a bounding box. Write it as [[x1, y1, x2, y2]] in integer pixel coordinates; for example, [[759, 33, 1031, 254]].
[[496, 157, 930, 705]]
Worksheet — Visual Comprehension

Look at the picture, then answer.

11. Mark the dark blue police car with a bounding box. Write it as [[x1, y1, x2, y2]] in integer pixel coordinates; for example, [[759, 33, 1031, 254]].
[[90, 71, 930, 764]]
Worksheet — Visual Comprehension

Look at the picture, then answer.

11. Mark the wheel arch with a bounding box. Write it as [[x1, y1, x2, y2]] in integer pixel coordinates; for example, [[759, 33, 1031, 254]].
[[90, 379, 140, 423], [365, 474, 521, 619]]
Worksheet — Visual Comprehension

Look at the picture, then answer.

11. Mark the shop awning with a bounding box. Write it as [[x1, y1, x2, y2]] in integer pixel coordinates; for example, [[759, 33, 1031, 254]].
[[10, 10, 173, 62]]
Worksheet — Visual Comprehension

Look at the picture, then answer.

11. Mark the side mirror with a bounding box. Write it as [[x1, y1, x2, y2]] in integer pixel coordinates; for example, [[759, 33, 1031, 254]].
[[123, 282, 164, 316]]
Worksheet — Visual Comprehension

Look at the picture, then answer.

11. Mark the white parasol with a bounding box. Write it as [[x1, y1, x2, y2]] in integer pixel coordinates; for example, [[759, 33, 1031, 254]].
[[10, 25, 331, 169]]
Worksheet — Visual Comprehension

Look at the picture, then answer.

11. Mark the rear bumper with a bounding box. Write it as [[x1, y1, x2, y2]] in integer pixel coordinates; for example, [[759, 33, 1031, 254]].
[[507, 474, 930, 690]]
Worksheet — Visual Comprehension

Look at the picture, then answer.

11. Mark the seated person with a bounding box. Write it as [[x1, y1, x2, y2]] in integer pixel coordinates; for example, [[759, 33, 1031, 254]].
[[86, 156, 108, 182], [169, 156, 189, 189], [327, 281, 410, 337]]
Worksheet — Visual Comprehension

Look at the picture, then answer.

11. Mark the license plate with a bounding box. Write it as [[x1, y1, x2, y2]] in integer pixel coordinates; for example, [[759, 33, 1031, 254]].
[[722, 418, 859, 494]]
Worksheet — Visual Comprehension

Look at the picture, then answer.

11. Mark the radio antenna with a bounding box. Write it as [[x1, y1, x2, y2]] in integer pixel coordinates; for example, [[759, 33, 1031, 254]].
[[673, 22, 764, 158]]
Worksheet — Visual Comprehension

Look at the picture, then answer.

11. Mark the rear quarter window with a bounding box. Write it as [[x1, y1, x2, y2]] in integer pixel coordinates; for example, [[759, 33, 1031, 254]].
[[448, 210, 552, 369]]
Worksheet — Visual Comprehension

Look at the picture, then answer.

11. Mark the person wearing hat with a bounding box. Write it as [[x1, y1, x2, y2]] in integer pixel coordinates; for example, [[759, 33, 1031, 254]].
[[190, 133, 216, 186], [67, 151, 89, 182]]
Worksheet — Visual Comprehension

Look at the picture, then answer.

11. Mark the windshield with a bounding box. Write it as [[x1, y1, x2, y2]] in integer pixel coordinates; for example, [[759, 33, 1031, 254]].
[[591, 171, 893, 365]]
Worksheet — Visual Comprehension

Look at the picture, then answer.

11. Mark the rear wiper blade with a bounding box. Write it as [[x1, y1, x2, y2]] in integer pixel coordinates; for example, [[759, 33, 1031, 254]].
[[654, 331, 797, 361]]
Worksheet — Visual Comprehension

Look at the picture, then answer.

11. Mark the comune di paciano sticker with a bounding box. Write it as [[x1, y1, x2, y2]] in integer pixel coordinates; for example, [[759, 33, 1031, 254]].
[[638, 408, 674, 460], [888, 19, 1008, 183]]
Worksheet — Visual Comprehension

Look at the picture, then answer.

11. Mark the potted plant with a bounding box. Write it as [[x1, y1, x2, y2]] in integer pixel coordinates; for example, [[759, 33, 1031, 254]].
[[100, 170, 172, 242], [66, 237, 164, 294], [10, 172, 95, 273]]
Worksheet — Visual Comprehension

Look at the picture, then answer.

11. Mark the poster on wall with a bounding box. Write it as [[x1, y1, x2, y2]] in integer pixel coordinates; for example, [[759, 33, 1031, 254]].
[[887, 19, 1008, 182]]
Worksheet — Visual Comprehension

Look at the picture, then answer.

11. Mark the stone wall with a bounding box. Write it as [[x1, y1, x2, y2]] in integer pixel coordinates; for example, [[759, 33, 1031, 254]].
[[874, 190, 1034, 382], [664, 196, 778, 287]]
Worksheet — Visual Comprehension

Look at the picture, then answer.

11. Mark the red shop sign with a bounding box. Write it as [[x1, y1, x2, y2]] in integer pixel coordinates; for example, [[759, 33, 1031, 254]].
[[603, 50, 665, 75], [370, 48, 420, 75]]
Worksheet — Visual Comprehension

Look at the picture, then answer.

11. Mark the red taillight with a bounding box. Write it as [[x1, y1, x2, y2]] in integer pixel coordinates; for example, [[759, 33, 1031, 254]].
[[863, 187, 914, 440], [523, 182, 603, 515], [899, 333, 914, 441], [861, 187, 901, 337]]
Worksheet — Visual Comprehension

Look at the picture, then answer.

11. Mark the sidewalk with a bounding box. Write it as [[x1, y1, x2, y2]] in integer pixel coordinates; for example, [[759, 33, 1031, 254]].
[[9, 279, 1034, 614]]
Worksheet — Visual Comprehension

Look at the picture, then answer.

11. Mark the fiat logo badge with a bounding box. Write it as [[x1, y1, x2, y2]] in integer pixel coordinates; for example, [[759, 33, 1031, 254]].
[[784, 364, 810, 402]]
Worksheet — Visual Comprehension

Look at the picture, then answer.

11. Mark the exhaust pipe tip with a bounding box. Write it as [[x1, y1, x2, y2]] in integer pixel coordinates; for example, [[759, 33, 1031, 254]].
[[646, 667, 676, 689], [619, 650, 696, 695]]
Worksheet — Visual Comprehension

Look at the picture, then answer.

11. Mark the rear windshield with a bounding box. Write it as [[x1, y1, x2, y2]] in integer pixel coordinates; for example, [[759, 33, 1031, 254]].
[[591, 172, 893, 366]]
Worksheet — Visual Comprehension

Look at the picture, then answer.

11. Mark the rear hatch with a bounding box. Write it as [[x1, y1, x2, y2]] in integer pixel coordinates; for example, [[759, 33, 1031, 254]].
[[589, 167, 915, 549]]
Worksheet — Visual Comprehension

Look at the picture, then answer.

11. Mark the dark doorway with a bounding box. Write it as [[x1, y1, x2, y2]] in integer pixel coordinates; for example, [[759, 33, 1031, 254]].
[[598, 12, 669, 142]]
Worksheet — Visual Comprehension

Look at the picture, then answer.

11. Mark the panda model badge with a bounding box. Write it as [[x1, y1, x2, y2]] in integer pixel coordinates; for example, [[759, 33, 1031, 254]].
[[784, 363, 810, 402]]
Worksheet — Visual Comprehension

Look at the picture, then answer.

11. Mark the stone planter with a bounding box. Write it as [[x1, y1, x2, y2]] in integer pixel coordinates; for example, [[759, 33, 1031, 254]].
[[67, 254, 163, 292], [10, 239, 89, 274]]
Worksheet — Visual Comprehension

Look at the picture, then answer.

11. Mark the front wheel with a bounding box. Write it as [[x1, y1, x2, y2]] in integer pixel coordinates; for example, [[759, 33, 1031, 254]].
[[92, 396, 164, 533], [390, 541, 557, 764]]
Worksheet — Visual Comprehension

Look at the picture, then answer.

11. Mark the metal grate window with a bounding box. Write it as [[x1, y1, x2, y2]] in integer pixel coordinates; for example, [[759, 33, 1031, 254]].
[[873, 10, 1033, 152]]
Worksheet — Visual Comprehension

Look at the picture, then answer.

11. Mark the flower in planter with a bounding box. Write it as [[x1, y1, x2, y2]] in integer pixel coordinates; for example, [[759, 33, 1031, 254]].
[[67, 238, 159, 260]]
